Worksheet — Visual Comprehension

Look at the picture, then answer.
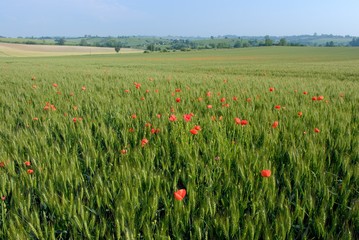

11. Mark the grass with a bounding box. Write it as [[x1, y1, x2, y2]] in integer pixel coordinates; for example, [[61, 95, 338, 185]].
[[0, 47, 358, 239]]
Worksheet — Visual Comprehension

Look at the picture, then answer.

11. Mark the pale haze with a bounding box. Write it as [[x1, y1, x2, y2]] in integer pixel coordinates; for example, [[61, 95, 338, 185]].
[[1, 0, 358, 37]]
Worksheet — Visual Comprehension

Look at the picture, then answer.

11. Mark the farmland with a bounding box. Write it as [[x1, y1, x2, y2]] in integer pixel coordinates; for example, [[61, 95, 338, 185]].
[[0, 47, 358, 239]]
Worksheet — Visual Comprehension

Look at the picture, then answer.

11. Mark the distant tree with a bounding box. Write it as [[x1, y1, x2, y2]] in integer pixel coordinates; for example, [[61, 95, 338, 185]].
[[264, 35, 273, 46], [279, 38, 287, 46], [115, 46, 121, 53], [233, 40, 242, 48], [349, 37, 359, 46], [55, 38, 65, 45], [325, 41, 334, 47], [147, 44, 155, 51], [79, 39, 88, 46]]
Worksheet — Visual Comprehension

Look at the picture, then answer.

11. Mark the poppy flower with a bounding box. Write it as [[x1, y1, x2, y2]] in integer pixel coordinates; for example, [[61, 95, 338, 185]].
[[145, 89, 150, 93], [303, 91, 308, 95], [120, 149, 127, 155], [298, 112, 303, 117], [33, 117, 39, 121], [246, 98, 251, 102], [234, 118, 241, 125], [312, 96, 317, 101], [207, 92, 212, 97], [73, 118, 77, 123], [261, 169, 271, 177], [145, 122, 152, 128], [233, 96, 238, 101], [318, 96, 324, 100], [183, 114, 192, 122], [175, 88, 181, 92], [169, 114, 177, 122], [52, 83, 58, 88], [129, 128, 135, 133], [222, 103, 230, 108], [141, 138, 149, 147], [124, 89, 130, 93], [240, 120, 248, 126], [190, 129, 198, 135], [81, 86, 86, 91], [157, 114, 161, 118], [1, 196, 5, 201], [198, 97, 203, 102], [27, 169, 34, 174], [175, 98, 181, 103], [207, 105, 213, 109], [24, 161, 31, 166], [269, 87, 274, 92], [140, 97, 145, 101], [131, 114, 137, 119], [220, 97, 226, 103], [275, 105, 281, 110], [314, 128, 320, 133], [194, 125, 201, 131], [272, 121, 279, 128], [174, 189, 186, 201], [134, 82, 141, 89], [0, 162, 5, 168], [151, 128, 160, 134]]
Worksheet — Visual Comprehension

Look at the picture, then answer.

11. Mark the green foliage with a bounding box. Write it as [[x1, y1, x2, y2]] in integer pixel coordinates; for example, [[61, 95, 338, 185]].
[[0, 47, 358, 239]]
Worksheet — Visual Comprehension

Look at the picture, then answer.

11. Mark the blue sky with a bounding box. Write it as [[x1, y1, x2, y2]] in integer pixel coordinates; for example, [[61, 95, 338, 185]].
[[1, 0, 359, 37]]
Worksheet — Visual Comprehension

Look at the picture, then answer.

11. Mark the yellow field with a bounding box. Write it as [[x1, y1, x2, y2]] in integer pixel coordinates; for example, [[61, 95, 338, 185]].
[[0, 42, 143, 57]]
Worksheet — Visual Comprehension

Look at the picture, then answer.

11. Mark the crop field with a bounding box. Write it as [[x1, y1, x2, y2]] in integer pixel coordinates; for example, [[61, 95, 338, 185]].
[[0, 47, 358, 239], [0, 43, 142, 57]]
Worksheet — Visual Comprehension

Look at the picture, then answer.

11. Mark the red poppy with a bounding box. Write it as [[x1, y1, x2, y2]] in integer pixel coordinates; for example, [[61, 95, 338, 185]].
[[73, 118, 77, 123], [134, 82, 141, 89], [190, 129, 198, 135], [234, 117, 241, 125], [129, 128, 135, 132], [207, 92, 212, 97], [275, 105, 281, 110], [233, 96, 238, 101], [183, 114, 192, 122], [220, 97, 226, 103], [240, 120, 248, 126], [141, 138, 149, 147], [151, 128, 160, 134], [140, 97, 145, 101], [81, 86, 86, 91], [124, 89, 130, 93], [198, 97, 203, 102], [52, 83, 58, 88], [33, 117, 39, 121], [314, 128, 320, 133], [318, 96, 324, 100], [269, 87, 274, 92], [176, 98, 181, 103], [298, 112, 303, 117], [261, 169, 271, 177], [246, 98, 251, 102], [169, 114, 177, 122], [207, 105, 212, 109], [174, 189, 186, 201], [303, 91, 308, 95], [312, 96, 317, 101], [175, 88, 181, 92], [157, 114, 161, 118], [1, 196, 5, 201], [194, 125, 201, 131], [120, 149, 127, 154], [131, 114, 137, 119], [0, 162, 5, 168], [272, 121, 279, 128], [24, 161, 31, 166], [145, 89, 150, 93], [27, 169, 34, 174]]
